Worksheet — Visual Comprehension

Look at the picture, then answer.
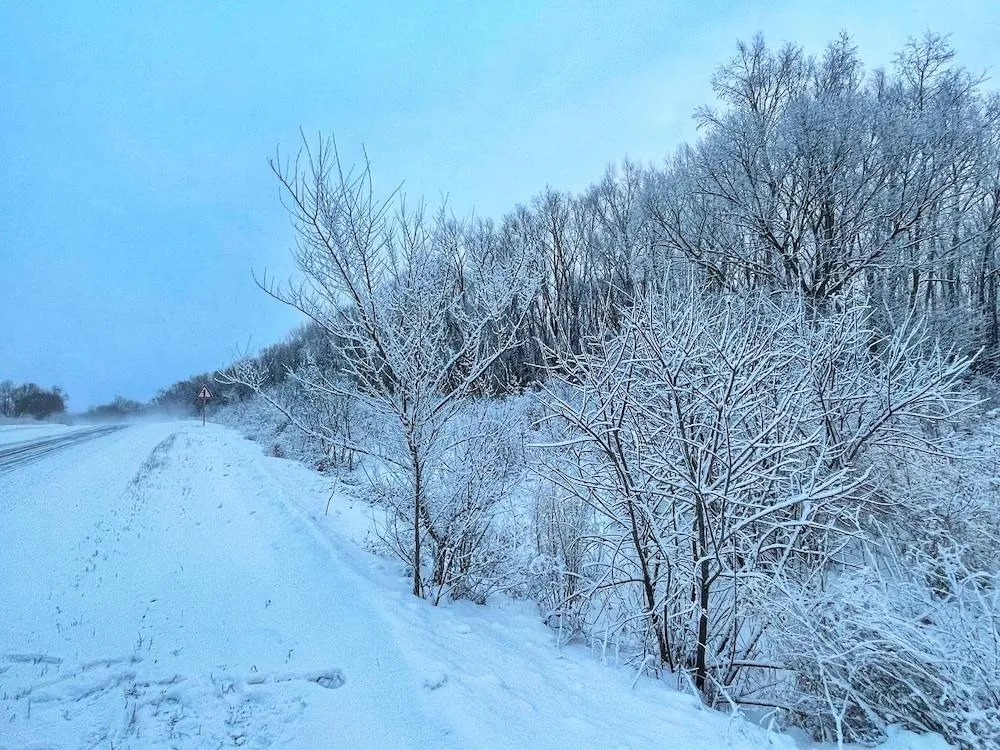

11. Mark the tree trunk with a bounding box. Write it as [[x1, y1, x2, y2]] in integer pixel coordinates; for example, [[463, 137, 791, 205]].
[[694, 494, 710, 692], [410, 441, 424, 598]]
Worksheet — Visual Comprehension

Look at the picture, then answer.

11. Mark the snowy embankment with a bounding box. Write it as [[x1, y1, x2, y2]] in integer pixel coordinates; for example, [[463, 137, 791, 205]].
[[0, 422, 953, 749]]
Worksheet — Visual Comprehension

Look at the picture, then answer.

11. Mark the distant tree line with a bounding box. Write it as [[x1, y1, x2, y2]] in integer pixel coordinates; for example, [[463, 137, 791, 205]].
[[150, 324, 335, 416], [0, 381, 67, 420], [82, 396, 143, 421]]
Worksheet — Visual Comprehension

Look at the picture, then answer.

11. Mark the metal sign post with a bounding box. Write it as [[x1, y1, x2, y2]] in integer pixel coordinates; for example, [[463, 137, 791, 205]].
[[198, 385, 212, 426]]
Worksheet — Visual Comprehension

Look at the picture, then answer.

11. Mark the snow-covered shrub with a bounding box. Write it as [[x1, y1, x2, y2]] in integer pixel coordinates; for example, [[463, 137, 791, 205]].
[[368, 399, 532, 604], [748, 414, 1000, 748], [538, 282, 975, 710], [767, 560, 1000, 748], [528, 479, 593, 641], [216, 376, 334, 471]]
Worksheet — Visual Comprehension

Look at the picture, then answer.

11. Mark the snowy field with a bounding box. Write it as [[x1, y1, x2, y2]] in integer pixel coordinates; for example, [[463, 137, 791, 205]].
[[0, 422, 952, 749]]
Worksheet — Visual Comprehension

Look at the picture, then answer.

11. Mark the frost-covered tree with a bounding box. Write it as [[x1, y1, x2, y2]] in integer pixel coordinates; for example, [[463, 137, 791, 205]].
[[540, 281, 971, 704], [223, 136, 534, 598], [646, 33, 1000, 342]]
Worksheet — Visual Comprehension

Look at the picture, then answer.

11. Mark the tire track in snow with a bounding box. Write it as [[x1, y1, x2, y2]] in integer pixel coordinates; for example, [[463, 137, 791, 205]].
[[0, 425, 126, 474]]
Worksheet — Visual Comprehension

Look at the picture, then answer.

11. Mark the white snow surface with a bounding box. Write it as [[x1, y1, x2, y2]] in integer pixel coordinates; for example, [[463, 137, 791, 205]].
[[0, 421, 954, 749]]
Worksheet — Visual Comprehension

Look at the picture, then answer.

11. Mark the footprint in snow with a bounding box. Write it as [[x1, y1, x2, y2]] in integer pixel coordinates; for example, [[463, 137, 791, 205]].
[[311, 670, 346, 689], [423, 672, 448, 690], [244, 667, 346, 690]]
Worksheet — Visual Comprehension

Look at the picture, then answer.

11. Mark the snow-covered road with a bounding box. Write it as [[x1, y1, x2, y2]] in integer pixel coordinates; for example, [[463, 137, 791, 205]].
[[0, 425, 126, 474], [0, 423, 91, 447], [0, 422, 942, 749]]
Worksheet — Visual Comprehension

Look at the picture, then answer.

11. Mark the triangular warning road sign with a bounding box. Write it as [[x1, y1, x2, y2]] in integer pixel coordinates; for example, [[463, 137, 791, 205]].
[[198, 385, 213, 399]]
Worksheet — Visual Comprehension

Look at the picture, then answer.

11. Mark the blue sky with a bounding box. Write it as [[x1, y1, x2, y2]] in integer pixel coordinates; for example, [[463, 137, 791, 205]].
[[1, 1, 998, 410]]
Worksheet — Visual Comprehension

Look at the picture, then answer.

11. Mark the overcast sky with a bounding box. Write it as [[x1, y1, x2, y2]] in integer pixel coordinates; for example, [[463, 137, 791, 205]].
[[1, 1, 998, 410]]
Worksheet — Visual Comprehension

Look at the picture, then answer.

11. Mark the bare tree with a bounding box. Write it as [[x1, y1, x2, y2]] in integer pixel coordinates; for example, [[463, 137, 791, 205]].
[[0, 380, 14, 418], [647, 33, 998, 318], [223, 136, 534, 598]]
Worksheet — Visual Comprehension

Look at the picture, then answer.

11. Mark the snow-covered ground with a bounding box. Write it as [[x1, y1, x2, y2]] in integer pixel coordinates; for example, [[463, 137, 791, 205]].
[[0, 422, 953, 749]]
